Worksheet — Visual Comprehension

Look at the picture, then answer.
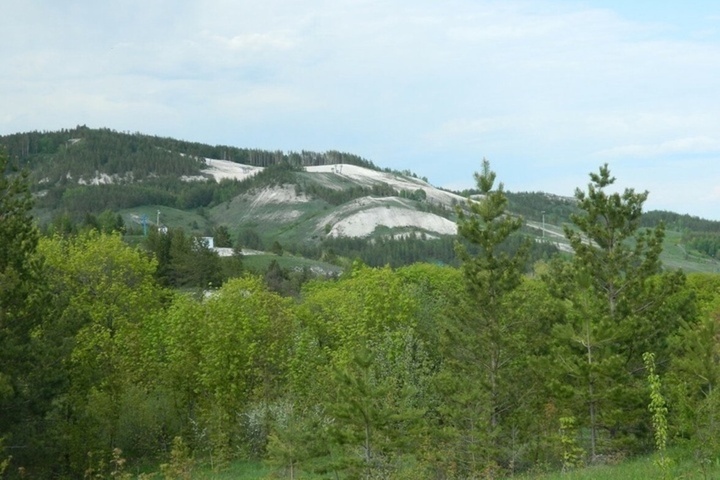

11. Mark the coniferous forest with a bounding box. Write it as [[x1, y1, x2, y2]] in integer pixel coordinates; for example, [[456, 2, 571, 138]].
[[2, 149, 720, 479]]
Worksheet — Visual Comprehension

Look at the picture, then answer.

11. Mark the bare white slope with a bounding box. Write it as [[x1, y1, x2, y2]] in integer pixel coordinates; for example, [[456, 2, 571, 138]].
[[248, 185, 309, 207], [190, 159, 461, 239], [329, 207, 456, 238], [195, 160, 462, 208], [318, 196, 456, 238], [305, 164, 465, 206], [202, 158, 263, 181], [233, 185, 310, 222]]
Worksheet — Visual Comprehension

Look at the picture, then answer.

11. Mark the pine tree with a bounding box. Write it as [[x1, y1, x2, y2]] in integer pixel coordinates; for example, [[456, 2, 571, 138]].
[[449, 159, 531, 474], [0, 149, 46, 468], [548, 164, 688, 459]]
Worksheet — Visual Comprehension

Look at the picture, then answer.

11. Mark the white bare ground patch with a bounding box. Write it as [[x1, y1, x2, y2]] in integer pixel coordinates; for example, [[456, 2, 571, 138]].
[[249, 185, 310, 208], [79, 171, 132, 185], [329, 207, 457, 238], [231, 185, 311, 222], [318, 196, 456, 238], [200, 158, 263, 182], [305, 164, 465, 206], [214, 247, 268, 257]]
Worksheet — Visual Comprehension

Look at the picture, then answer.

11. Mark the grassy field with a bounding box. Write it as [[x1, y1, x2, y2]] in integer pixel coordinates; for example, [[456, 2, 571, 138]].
[[522, 452, 720, 480], [191, 460, 273, 479], [120, 205, 213, 236], [180, 450, 720, 479], [661, 230, 720, 274]]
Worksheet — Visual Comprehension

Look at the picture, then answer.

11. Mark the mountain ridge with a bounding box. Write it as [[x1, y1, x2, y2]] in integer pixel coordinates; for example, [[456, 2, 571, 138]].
[[3, 126, 720, 271]]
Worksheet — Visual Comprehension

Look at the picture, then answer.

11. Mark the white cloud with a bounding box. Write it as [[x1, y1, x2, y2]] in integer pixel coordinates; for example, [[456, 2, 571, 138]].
[[596, 137, 720, 158]]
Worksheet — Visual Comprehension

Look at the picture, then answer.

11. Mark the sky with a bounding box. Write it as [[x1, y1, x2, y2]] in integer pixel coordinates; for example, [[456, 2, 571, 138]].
[[3, 1, 720, 219]]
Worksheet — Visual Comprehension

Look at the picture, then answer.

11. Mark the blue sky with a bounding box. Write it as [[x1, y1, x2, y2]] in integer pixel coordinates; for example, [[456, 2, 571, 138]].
[[3, 1, 720, 219]]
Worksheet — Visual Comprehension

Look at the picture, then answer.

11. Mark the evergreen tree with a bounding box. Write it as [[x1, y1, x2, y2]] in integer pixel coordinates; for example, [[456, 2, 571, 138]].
[[0, 150, 47, 466], [448, 159, 531, 474], [548, 164, 688, 459]]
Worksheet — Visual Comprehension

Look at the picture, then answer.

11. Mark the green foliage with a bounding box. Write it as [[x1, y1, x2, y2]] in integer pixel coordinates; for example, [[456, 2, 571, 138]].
[[0, 149, 49, 474], [264, 400, 331, 479], [547, 164, 690, 460], [666, 274, 720, 473], [445, 159, 533, 473], [144, 227, 223, 288], [299, 179, 399, 206], [642, 209, 720, 233], [0, 437, 10, 479], [455, 159, 528, 299], [5, 135, 720, 480], [270, 240, 284, 256], [326, 347, 424, 479], [681, 231, 720, 258], [160, 437, 194, 480], [152, 277, 296, 463], [287, 265, 439, 477], [213, 225, 231, 248], [559, 417, 585, 472], [505, 191, 581, 226], [237, 228, 264, 250], [30, 231, 170, 475], [643, 352, 671, 477]]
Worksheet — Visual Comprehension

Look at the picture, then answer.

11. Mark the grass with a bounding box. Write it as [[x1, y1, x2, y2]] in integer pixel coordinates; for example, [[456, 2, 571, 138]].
[[520, 452, 720, 479], [120, 205, 213, 236], [156, 445, 720, 479], [660, 230, 720, 274], [191, 460, 273, 479]]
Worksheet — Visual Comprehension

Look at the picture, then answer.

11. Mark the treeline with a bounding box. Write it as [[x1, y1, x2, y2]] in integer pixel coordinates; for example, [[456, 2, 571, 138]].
[[291, 231, 558, 269], [643, 211, 720, 259], [34, 177, 242, 219], [642, 209, 720, 232], [681, 232, 720, 259], [300, 181, 399, 206], [0, 126, 381, 176], [1, 127, 205, 185]]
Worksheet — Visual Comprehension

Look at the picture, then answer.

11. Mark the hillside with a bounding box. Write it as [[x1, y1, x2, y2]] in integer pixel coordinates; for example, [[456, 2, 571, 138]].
[[3, 126, 720, 271]]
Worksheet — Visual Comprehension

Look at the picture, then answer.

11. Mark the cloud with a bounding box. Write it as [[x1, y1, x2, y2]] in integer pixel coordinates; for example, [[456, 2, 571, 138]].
[[212, 32, 295, 52], [595, 136, 720, 158]]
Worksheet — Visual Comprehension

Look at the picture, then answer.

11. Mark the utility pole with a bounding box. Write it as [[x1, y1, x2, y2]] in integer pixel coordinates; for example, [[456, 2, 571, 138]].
[[542, 211, 545, 239]]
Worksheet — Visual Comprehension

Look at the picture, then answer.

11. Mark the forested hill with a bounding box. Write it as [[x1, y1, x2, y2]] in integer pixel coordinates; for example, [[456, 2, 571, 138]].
[[0, 125, 380, 181], [4, 126, 720, 270], [4, 126, 719, 232]]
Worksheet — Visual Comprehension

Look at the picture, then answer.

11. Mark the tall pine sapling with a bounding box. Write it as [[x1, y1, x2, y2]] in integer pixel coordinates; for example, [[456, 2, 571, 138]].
[[452, 159, 530, 472], [549, 163, 686, 460]]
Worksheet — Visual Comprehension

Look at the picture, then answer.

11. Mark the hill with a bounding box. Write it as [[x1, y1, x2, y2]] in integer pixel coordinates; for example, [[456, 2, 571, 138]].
[[3, 126, 720, 271]]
